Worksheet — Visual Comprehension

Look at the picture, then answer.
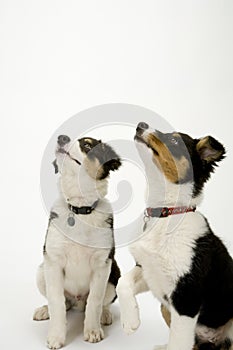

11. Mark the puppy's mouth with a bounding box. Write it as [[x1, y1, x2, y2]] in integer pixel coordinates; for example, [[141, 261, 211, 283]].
[[134, 132, 145, 143], [134, 130, 159, 156], [134, 125, 147, 143], [57, 148, 68, 154]]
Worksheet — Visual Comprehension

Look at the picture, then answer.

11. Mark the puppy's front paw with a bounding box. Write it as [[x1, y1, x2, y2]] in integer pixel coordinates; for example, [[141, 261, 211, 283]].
[[84, 328, 104, 343], [121, 305, 140, 335], [154, 345, 167, 350], [47, 335, 65, 349], [47, 327, 66, 350], [33, 305, 49, 321], [122, 316, 140, 335]]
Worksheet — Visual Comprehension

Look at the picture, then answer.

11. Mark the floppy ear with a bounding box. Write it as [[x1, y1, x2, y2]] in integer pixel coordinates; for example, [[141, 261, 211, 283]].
[[98, 143, 122, 178], [196, 136, 226, 163], [52, 159, 59, 174], [101, 143, 122, 172], [105, 158, 122, 171]]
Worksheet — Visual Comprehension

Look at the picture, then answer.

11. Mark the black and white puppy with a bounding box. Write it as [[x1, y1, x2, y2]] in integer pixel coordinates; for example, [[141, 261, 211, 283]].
[[34, 135, 121, 349], [116, 122, 233, 350]]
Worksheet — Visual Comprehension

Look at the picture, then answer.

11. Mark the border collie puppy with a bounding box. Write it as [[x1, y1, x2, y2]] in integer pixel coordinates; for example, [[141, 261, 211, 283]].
[[33, 135, 121, 349], [116, 122, 233, 350]]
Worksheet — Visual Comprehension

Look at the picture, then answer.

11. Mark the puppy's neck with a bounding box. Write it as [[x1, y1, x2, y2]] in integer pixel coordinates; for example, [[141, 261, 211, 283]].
[[146, 166, 202, 208], [59, 166, 108, 207]]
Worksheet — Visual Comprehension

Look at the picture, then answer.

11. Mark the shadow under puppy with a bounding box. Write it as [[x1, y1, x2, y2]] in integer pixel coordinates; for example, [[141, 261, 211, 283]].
[[117, 122, 233, 350], [34, 135, 121, 349]]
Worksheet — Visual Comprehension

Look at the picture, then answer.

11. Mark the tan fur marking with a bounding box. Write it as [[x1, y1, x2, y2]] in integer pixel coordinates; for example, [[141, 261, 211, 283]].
[[173, 133, 181, 138], [196, 137, 209, 152], [147, 134, 178, 183], [84, 158, 103, 180], [177, 155, 190, 180], [84, 138, 93, 144], [147, 134, 189, 183], [161, 304, 171, 327]]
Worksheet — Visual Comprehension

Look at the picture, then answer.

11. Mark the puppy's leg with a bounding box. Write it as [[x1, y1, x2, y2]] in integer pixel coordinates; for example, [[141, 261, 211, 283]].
[[155, 307, 197, 350], [44, 257, 66, 350], [36, 263, 46, 296], [116, 265, 148, 335], [160, 305, 199, 350], [84, 260, 111, 343], [33, 264, 73, 322], [101, 282, 116, 325], [33, 264, 50, 321]]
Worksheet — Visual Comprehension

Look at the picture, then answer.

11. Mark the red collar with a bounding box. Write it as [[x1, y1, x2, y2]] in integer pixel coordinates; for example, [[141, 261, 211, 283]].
[[145, 206, 196, 218]]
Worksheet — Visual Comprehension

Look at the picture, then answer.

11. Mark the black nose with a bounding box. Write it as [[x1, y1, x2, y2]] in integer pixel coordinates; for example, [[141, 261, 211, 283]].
[[58, 135, 71, 147], [137, 122, 149, 132]]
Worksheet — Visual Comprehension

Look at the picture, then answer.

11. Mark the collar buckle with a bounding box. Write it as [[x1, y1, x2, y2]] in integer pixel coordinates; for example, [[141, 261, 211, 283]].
[[161, 207, 169, 217]]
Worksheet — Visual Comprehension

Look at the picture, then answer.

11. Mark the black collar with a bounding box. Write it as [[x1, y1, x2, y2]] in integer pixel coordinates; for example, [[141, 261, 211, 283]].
[[68, 200, 98, 215]]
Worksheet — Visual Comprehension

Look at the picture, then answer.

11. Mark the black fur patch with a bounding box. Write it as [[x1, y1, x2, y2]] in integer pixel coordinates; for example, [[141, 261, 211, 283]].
[[104, 213, 120, 295], [50, 211, 59, 220], [105, 215, 114, 260], [105, 215, 113, 229], [108, 247, 115, 260], [108, 258, 121, 287], [197, 338, 231, 350], [172, 218, 233, 330], [108, 249, 120, 303], [136, 262, 142, 268], [43, 211, 59, 254], [52, 159, 59, 174]]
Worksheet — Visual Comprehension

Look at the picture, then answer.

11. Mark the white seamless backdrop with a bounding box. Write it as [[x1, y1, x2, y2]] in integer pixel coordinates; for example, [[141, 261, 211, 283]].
[[0, 1, 233, 349]]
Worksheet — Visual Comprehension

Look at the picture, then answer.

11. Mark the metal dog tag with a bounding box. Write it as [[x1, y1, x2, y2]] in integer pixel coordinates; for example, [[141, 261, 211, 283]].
[[67, 215, 75, 227]]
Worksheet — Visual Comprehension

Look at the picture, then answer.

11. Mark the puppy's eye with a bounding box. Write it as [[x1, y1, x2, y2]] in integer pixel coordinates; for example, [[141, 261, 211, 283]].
[[84, 143, 92, 150], [169, 137, 179, 145]]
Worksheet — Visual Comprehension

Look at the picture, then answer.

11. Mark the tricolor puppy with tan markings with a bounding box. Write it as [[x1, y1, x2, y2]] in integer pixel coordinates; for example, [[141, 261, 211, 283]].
[[34, 135, 121, 349], [117, 122, 233, 350]]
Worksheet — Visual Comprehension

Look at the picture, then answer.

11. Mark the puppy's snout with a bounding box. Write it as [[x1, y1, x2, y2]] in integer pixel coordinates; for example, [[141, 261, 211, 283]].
[[58, 135, 70, 147], [137, 122, 149, 133], [136, 122, 149, 137]]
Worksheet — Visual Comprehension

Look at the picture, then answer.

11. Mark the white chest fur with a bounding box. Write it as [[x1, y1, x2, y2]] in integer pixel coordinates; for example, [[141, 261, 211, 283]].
[[130, 212, 207, 302], [63, 243, 110, 298], [45, 198, 113, 298], [46, 225, 110, 298]]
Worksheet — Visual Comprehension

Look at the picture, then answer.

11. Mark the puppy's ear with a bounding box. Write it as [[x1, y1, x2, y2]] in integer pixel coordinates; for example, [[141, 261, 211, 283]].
[[52, 159, 59, 174], [106, 158, 122, 171], [101, 143, 122, 172], [97, 143, 122, 179], [196, 136, 226, 163]]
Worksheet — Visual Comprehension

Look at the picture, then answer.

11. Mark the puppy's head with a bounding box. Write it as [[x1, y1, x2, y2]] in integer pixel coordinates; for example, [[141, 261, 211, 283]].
[[53, 135, 121, 180], [135, 122, 225, 197]]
